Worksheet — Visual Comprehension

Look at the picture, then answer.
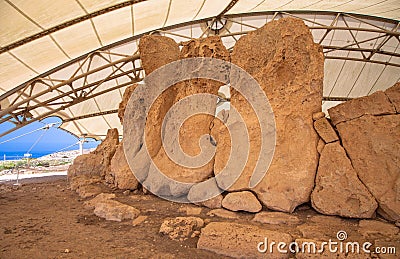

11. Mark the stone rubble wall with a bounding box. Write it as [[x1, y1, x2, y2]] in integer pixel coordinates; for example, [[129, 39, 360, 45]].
[[323, 83, 400, 222]]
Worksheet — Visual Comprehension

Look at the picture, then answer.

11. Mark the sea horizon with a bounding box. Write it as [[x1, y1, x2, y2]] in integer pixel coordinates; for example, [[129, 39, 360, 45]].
[[0, 149, 79, 161]]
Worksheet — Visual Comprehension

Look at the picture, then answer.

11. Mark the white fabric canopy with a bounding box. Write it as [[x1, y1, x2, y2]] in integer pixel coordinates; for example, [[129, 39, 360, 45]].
[[0, 0, 399, 139]]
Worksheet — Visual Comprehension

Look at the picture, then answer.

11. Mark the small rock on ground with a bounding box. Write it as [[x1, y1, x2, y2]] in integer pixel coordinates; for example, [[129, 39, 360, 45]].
[[207, 208, 241, 219], [253, 211, 301, 225], [221, 191, 262, 213], [178, 206, 202, 215], [83, 193, 116, 209], [159, 217, 204, 241], [198, 222, 292, 258], [93, 200, 140, 222], [132, 215, 148, 226]]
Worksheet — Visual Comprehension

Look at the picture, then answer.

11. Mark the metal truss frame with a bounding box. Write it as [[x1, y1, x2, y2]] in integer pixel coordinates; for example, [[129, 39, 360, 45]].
[[198, 12, 400, 67], [0, 10, 399, 138], [0, 0, 147, 55], [0, 51, 142, 138]]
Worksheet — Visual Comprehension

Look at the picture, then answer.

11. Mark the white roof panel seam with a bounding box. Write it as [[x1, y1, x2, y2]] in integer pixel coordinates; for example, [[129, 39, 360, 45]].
[[250, 0, 268, 12], [374, 7, 400, 15], [131, 4, 135, 35], [192, 0, 207, 20], [8, 51, 39, 74], [1, 4, 399, 139], [162, 0, 173, 27], [75, 0, 104, 47], [351, 0, 392, 12], [5, 0, 45, 30], [48, 35, 72, 59], [301, 0, 326, 10]]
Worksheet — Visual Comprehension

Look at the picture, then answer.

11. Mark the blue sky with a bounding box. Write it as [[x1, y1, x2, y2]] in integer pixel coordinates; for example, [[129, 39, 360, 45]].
[[0, 117, 99, 156]]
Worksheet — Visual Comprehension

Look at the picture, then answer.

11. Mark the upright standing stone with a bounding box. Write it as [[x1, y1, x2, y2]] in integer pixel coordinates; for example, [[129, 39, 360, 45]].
[[68, 128, 119, 179], [313, 117, 339, 143], [139, 35, 181, 75], [187, 178, 223, 208], [228, 17, 324, 212], [384, 82, 400, 113], [336, 114, 400, 221], [328, 91, 396, 126], [118, 84, 137, 124], [311, 142, 377, 218], [144, 36, 230, 196], [327, 83, 400, 221], [139, 35, 181, 159], [109, 142, 139, 190], [122, 36, 182, 184]]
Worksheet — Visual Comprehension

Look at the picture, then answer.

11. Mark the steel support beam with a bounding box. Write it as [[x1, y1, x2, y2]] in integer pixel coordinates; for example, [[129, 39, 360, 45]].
[[0, 52, 142, 138], [0, 0, 147, 54], [0, 79, 140, 138], [0, 11, 398, 139], [63, 109, 119, 123]]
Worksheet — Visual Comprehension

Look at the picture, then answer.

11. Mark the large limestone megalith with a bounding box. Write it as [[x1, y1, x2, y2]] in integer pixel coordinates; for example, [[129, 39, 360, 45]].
[[227, 17, 324, 212], [68, 128, 119, 179], [143, 36, 230, 197], [122, 35, 181, 183], [329, 84, 400, 221]]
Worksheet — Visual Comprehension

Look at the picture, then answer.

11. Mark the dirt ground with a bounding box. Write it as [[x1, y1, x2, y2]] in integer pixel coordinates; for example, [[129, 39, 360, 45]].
[[0, 176, 230, 258], [0, 176, 398, 259]]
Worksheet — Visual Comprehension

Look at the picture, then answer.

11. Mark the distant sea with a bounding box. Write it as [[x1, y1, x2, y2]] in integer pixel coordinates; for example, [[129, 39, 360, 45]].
[[0, 151, 55, 160]]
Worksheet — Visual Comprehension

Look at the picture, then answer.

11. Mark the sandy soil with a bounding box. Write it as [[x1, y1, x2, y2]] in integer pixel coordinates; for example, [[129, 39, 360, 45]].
[[1, 177, 398, 258], [0, 176, 228, 259]]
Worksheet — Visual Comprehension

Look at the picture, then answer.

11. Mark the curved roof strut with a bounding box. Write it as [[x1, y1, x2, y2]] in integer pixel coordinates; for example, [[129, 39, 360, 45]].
[[0, 10, 399, 139]]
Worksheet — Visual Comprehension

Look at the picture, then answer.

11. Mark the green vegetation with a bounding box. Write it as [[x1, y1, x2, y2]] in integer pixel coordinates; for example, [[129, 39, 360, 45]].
[[0, 160, 26, 171], [0, 158, 71, 171]]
